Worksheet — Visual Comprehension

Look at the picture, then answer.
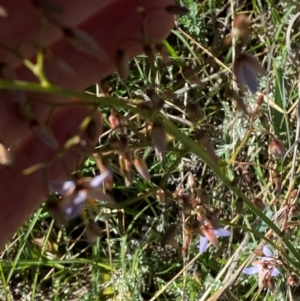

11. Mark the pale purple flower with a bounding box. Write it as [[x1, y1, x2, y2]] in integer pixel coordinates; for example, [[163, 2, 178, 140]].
[[198, 226, 231, 253], [49, 170, 115, 219], [243, 245, 280, 288]]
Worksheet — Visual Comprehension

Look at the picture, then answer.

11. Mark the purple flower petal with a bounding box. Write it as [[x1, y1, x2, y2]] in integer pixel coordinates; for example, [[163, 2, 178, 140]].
[[49, 180, 75, 194], [198, 236, 209, 254], [271, 268, 280, 277], [61, 190, 87, 219], [243, 266, 259, 275], [262, 245, 272, 257], [89, 170, 112, 187], [213, 228, 231, 237]]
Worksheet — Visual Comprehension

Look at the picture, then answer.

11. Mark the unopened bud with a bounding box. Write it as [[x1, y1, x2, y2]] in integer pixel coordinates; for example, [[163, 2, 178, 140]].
[[289, 189, 298, 199], [188, 172, 196, 189], [273, 173, 281, 196], [253, 198, 265, 211], [269, 138, 286, 158], [133, 157, 150, 181], [256, 94, 264, 106]]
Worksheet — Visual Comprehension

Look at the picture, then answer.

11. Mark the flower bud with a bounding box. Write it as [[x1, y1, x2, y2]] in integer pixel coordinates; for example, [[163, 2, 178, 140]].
[[289, 189, 298, 199], [133, 157, 150, 181], [269, 138, 286, 158], [187, 172, 196, 189]]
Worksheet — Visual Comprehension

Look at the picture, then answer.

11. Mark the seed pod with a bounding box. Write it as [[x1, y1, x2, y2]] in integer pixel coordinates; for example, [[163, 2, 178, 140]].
[[291, 205, 300, 216], [273, 173, 281, 196], [236, 197, 243, 214], [115, 49, 129, 80], [30, 120, 59, 149], [287, 275, 300, 287], [152, 121, 166, 161], [233, 53, 265, 94], [187, 172, 196, 189], [253, 198, 265, 211], [133, 157, 150, 181], [165, 5, 190, 15], [256, 94, 264, 106], [269, 138, 286, 158], [289, 189, 298, 199], [63, 27, 108, 61]]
